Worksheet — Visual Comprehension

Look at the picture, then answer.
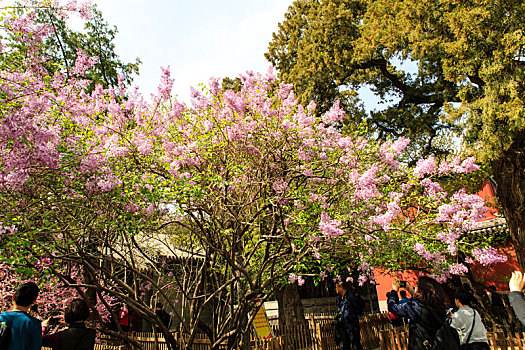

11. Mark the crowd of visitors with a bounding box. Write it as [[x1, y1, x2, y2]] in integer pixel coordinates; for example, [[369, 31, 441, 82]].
[[0, 269, 524, 350], [330, 269, 525, 350], [385, 270, 525, 350], [0, 282, 172, 350]]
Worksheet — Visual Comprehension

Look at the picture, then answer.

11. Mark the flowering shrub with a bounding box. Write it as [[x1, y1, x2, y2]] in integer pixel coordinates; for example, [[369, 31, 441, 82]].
[[0, 0, 509, 346]]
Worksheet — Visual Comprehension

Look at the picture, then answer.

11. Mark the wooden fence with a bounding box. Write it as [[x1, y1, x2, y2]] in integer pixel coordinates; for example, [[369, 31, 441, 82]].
[[78, 312, 393, 349], [379, 326, 525, 350], [50, 333, 284, 350], [44, 346, 124, 350], [272, 311, 393, 350]]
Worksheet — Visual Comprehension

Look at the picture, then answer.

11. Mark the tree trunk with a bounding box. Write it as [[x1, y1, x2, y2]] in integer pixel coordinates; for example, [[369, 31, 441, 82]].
[[491, 131, 525, 270], [277, 283, 308, 330]]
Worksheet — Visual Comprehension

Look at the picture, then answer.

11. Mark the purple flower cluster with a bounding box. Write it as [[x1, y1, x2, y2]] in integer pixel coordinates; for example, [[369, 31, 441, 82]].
[[318, 212, 344, 237], [472, 247, 508, 266]]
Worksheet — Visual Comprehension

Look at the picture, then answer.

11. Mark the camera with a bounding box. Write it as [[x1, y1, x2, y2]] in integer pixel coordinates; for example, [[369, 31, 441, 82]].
[[399, 281, 407, 288], [48, 316, 61, 326]]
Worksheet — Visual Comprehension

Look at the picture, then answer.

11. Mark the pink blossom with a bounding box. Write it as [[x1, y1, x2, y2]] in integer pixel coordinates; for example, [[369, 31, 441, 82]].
[[413, 157, 436, 178], [438, 161, 451, 175], [379, 137, 410, 167], [420, 178, 446, 199], [282, 119, 291, 130], [369, 201, 401, 231], [123, 202, 140, 213], [321, 100, 345, 124], [0, 224, 17, 235], [472, 247, 508, 266], [156, 66, 174, 101], [143, 204, 156, 215], [357, 275, 368, 286], [272, 178, 289, 194], [297, 276, 305, 287], [306, 101, 316, 113], [448, 263, 468, 275], [451, 157, 480, 174], [318, 212, 344, 237], [73, 48, 98, 75], [414, 243, 433, 261]]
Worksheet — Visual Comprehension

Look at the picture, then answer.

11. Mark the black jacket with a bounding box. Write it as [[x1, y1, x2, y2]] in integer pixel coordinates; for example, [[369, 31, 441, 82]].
[[43, 323, 95, 350], [387, 290, 444, 350], [336, 293, 363, 329], [509, 291, 525, 327]]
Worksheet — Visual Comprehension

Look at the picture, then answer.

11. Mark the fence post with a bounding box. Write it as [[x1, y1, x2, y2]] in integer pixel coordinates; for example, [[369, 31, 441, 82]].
[[379, 329, 390, 350], [514, 333, 523, 350], [315, 321, 323, 350], [488, 332, 497, 350]]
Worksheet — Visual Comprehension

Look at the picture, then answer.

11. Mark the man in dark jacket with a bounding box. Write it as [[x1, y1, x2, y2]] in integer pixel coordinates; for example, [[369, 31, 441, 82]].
[[42, 298, 95, 350], [336, 281, 364, 350], [509, 271, 525, 327]]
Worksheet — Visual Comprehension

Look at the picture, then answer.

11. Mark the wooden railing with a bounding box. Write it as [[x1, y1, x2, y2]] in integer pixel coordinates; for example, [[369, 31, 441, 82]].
[[44, 346, 124, 350], [379, 326, 525, 350], [56, 333, 284, 350], [43, 312, 394, 349], [87, 312, 393, 350], [275, 311, 393, 350]]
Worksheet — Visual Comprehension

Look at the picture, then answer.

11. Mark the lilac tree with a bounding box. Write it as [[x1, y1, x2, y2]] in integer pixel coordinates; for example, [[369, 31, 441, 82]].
[[0, 1, 508, 349]]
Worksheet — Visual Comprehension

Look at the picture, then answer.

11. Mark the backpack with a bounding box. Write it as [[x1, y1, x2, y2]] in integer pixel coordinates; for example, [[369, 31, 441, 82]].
[[354, 295, 365, 317], [387, 311, 399, 321], [430, 320, 460, 350], [413, 306, 460, 350], [0, 321, 12, 350], [332, 313, 344, 346]]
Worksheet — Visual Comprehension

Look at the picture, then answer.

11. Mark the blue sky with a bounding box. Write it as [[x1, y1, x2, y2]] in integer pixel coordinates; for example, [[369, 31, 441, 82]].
[[91, 0, 294, 102]]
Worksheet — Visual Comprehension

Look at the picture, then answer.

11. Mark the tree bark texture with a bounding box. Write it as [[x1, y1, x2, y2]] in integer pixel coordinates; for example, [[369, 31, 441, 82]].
[[492, 131, 525, 270], [277, 283, 308, 330]]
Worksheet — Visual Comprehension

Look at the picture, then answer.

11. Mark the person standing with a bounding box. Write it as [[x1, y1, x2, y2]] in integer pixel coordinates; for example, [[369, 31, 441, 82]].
[[387, 277, 460, 350], [155, 302, 171, 330], [118, 304, 129, 332], [486, 285, 509, 332], [0, 282, 42, 350], [508, 271, 525, 327], [42, 298, 95, 350], [335, 281, 364, 350], [399, 290, 410, 305], [449, 289, 489, 349]]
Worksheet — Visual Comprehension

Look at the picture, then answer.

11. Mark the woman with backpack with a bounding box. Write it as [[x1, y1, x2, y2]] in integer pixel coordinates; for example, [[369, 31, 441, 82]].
[[42, 298, 95, 350], [449, 289, 489, 349], [387, 276, 460, 350]]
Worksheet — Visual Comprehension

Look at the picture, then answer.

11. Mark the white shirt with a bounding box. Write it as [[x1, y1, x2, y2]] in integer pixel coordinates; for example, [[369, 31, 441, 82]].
[[450, 306, 487, 345]]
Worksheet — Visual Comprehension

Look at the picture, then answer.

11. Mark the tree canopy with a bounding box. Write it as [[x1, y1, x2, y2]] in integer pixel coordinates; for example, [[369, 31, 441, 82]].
[[267, 0, 525, 267], [0, 1, 517, 348], [267, 0, 525, 159], [3, 2, 140, 91]]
